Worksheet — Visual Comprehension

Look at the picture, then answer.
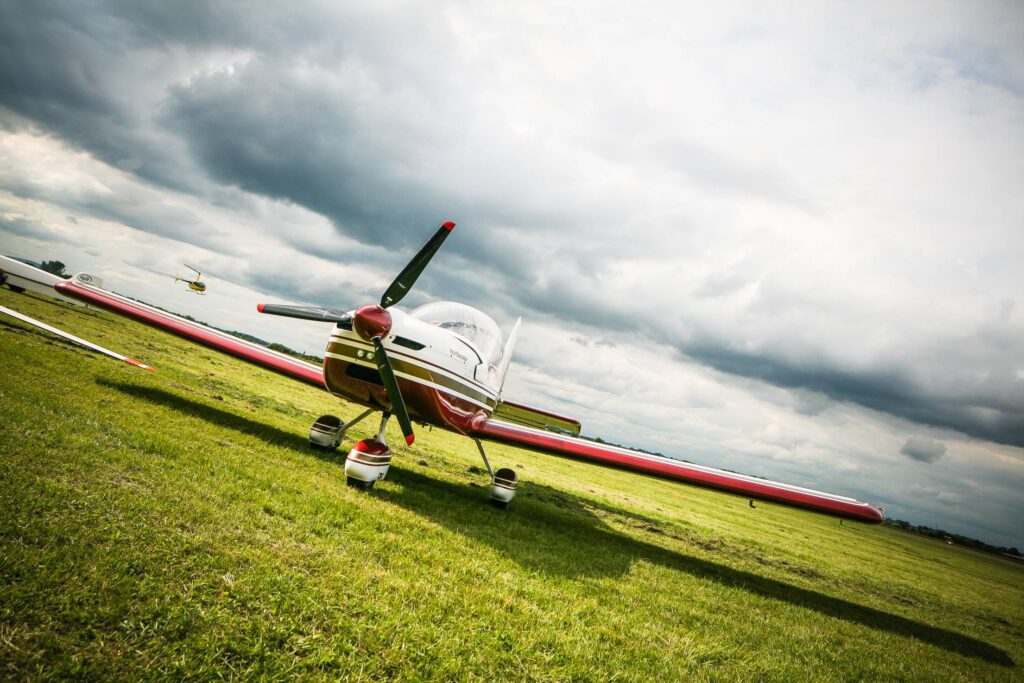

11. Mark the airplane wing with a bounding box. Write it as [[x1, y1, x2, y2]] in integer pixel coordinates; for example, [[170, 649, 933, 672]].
[[53, 274, 324, 389], [0, 304, 154, 370], [470, 415, 885, 523]]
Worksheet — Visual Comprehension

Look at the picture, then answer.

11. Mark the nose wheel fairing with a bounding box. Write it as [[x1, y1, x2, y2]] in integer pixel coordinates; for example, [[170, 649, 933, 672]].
[[341, 412, 396, 490]]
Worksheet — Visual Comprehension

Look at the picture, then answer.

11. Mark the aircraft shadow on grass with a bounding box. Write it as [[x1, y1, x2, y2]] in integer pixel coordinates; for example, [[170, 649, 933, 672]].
[[101, 379, 1013, 667]]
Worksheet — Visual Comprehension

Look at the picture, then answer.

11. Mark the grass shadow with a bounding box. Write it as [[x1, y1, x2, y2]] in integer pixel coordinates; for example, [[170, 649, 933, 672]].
[[0, 315, 102, 359], [100, 378, 1013, 667], [381, 468, 1014, 667], [98, 379, 316, 455]]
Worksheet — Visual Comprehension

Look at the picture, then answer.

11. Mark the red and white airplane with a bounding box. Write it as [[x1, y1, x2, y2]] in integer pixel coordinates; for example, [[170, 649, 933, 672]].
[[2, 224, 884, 522]]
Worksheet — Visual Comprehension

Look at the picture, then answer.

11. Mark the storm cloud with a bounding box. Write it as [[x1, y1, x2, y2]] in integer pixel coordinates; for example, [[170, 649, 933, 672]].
[[901, 437, 948, 464]]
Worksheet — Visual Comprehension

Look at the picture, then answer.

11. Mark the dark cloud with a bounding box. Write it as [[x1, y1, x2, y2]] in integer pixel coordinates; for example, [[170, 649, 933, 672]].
[[0, 4, 193, 192], [792, 389, 831, 417], [901, 436, 948, 464], [684, 343, 1024, 447], [0, 215, 57, 243]]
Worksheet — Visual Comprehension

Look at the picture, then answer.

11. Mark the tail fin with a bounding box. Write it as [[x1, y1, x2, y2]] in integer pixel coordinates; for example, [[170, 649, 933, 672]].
[[496, 316, 521, 399]]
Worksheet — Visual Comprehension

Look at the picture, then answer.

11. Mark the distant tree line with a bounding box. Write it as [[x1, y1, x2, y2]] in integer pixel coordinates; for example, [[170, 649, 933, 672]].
[[266, 342, 324, 365], [120, 295, 324, 364], [40, 260, 71, 279], [587, 432, 1021, 558], [884, 518, 1021, 558]]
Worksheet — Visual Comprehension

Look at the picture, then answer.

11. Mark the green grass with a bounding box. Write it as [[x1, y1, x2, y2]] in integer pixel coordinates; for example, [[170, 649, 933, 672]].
[[1, 288, 1022, 681]]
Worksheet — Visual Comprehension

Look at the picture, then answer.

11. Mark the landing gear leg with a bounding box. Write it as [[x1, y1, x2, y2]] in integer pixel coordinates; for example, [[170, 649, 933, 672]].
[[476, 440, 518, 509], [344, 412, 393, 491], [309, 408, 373, 450]]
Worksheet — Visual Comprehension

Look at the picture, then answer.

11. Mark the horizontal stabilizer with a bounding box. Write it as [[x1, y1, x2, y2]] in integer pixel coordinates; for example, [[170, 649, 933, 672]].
[[493, 399, 581, 436]]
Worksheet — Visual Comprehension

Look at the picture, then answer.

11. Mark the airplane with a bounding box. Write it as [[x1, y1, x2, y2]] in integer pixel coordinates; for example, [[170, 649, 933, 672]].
[[3, 222, 885, 522], [174, 264, 207, 294]]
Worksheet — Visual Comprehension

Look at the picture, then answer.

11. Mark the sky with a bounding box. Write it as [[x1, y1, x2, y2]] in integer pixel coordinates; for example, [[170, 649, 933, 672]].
[[1, 1, 1022, 548]]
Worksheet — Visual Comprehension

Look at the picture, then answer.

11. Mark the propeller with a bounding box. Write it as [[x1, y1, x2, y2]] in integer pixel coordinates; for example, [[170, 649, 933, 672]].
[[256, 220, 457, 447], [256, 303, 352, 324], [380, 221, 455, 308], [373, 337, 415, 444]]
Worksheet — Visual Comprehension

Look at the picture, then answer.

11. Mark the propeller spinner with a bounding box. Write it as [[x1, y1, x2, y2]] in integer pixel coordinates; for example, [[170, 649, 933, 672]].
[[256, 220, 457, 446]]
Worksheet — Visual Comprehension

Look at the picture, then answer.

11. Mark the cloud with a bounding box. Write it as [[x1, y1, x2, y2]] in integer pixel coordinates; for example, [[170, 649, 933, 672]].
[[792, 389, 831, 417], [936, 491, 965, 507], [1, 1, 1023, 548], [901, 436, 948, 463], [682, 343, 1024, 447]]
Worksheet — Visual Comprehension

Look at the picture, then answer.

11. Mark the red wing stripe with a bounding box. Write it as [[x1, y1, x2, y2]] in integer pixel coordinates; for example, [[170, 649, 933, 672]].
[[471, 417, 885, 523], [122, 357, 156, 371], [54, 281, 325, 389]]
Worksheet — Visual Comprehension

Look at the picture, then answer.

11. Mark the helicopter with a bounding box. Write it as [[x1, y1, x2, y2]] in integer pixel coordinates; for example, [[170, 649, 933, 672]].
[[174, 264, 207, 294]]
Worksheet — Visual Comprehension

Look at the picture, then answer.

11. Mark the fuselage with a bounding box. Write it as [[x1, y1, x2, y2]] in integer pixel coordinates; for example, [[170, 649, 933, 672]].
[[323, 305, 501, 435]]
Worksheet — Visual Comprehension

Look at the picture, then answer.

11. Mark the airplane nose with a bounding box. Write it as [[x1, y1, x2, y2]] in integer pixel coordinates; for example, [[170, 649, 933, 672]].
[[353, 304, 393, 340]]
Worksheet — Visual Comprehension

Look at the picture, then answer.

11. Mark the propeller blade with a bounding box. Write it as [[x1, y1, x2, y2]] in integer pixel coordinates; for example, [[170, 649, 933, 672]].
[[372, 336, 415, 445], [380, 221, 455, 308], [256, 303, 352, 325], [0, 304, 155, 370]]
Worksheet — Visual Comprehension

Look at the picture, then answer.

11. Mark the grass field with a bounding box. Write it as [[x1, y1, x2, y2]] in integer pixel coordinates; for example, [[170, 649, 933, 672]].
[[1, 287, 1022, 681]]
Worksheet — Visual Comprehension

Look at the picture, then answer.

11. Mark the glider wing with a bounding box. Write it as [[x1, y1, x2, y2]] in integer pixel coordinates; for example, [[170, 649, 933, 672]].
[[0, 304, 154, 370], [54, 275, 325, 389]]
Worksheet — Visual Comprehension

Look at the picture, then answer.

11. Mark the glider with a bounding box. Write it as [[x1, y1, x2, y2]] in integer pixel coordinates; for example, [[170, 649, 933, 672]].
[[10, 224, 884, 522]]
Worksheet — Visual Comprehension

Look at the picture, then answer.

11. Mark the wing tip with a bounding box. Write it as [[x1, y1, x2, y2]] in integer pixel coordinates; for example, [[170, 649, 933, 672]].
[[405, 434, 415, 445], [256, 303, 265, 313], [441, 221, 456, 232]]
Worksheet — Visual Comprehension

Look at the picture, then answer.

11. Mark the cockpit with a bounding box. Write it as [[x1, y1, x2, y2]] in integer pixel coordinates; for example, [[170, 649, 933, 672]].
[[410, 301, 505, 367]]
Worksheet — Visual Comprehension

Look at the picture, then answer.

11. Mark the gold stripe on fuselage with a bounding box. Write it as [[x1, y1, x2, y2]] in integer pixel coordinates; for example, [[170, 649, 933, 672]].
[[328, 334, 498, 398], [325, 338, 497, 410]]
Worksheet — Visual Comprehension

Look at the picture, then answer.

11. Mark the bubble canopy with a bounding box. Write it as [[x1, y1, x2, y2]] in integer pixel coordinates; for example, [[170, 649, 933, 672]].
[[409, 301, 504, 366]]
